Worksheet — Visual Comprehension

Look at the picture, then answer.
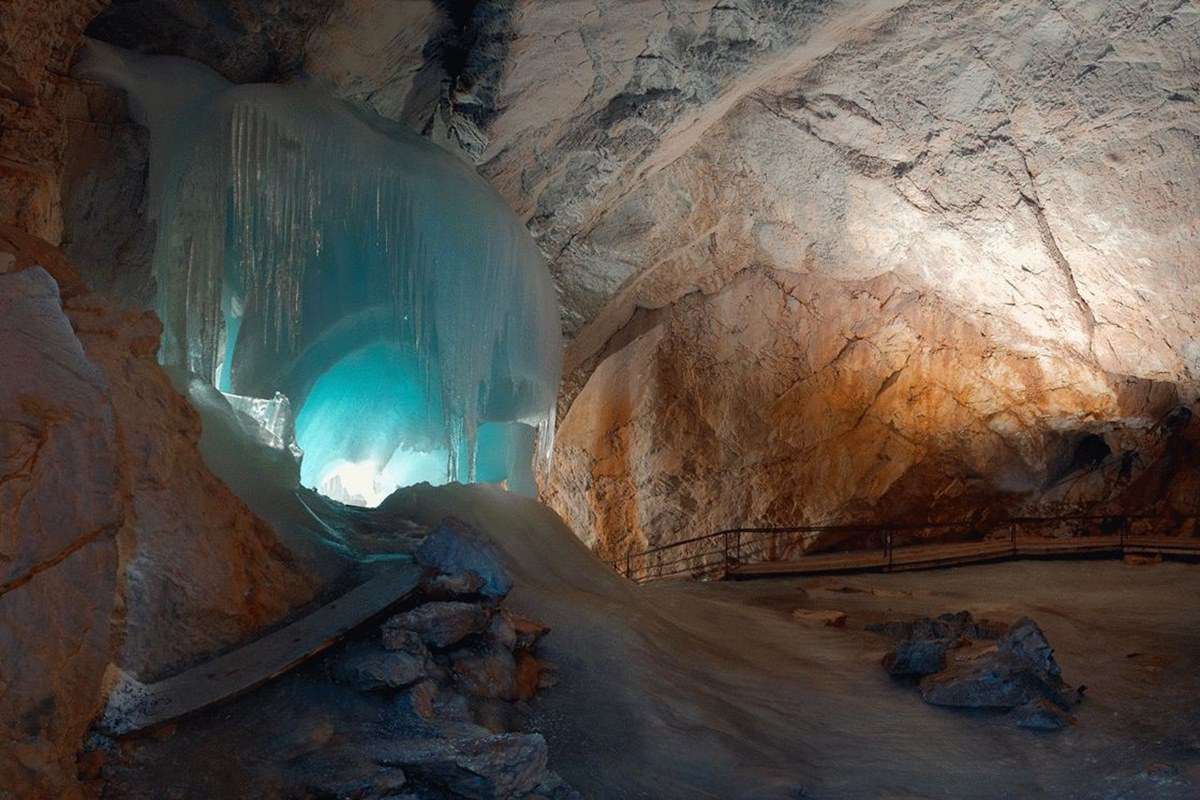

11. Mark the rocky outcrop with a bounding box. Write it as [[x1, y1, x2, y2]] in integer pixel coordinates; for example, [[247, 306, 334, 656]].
[[872, 611, 1079, 731], [545, 266, 1195, 556], [0, 0, 109, 241], [0, 228, 319, 798], [85, 0, 338, 85], [538, 1, 1200, 555], [96, 537, 575, 800]]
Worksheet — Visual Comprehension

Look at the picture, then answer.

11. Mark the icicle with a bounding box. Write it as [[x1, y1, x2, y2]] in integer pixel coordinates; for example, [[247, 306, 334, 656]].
[[77, 40, 562, 505]]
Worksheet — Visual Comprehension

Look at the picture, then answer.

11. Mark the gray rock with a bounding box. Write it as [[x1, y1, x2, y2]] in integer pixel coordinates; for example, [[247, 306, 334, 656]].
[[489, 612, 518, 651], [882, 638, 951, 677], [386, 602, 492, 650], [422, 570, 487, 600], [869, 611, 1006, 644], [999, 617, 1062, 680], [524, 771, 584, 800], [918, 618, 1072, 713], [417, 519, 513, 601], [1011, 698, 1074, 731], [332, 643, 428, 691], [452, 645, 519, 701], [384, 627, 434, 656], [298, 745, 408, 799], [919, 652, 1053, 709], [381, 733, 549, 800]]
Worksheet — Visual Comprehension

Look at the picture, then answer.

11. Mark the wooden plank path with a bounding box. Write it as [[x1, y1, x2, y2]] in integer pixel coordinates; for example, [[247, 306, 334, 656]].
[[726, 537, 1200, 579], [100, 563, 424, 736]]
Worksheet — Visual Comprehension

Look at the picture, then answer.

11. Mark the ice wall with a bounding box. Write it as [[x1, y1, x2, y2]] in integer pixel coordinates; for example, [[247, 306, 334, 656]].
[[76, 41, 561, 502]]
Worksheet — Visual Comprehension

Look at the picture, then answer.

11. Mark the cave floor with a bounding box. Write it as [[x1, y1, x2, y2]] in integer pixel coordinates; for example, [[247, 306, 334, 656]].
[[91, 480, 1200, 800], [618, 558, 1200, 799]]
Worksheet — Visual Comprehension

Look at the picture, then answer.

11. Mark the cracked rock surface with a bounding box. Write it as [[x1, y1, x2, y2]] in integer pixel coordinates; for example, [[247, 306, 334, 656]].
[[5, 0, 1199, 554], [0, 228, 321, 799]]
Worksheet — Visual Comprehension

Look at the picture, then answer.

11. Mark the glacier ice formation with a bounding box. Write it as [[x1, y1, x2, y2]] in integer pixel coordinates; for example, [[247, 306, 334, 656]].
[[76, 40, 561, 504]]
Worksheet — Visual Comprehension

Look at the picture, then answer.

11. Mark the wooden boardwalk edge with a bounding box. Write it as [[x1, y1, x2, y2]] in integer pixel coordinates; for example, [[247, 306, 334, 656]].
[[100, 563, 424, 737], [726, 538, 1200, 579]]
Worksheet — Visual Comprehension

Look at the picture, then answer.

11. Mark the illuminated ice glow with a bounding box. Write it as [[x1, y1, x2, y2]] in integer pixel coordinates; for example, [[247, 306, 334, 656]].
[[79, 41, 561, 505]]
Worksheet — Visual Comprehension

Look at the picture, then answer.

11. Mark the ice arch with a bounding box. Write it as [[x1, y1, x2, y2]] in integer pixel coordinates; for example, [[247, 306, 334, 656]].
[[77, 41, 561, 505]]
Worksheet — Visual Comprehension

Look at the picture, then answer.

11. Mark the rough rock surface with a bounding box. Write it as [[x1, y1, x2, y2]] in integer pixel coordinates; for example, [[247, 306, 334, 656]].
[[416, 517, 514, 601], [487, 0, 1200, 554], [0, 0, 109, 241], [0, 229, 319, 798], [919, 619, 1075, 715], [873, 612, 1078, 729], [9, 0, 1200, 556], [387, 602, 493, 650], [872, 610, 1007, 677], [96, 558, 573, 800]]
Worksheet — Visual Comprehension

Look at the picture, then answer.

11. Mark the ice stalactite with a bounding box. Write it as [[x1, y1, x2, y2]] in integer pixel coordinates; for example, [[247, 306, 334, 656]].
[[76, 40, 561, 504]]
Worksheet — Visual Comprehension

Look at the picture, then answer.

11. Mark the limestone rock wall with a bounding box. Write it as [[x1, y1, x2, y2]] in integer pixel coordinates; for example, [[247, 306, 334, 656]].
[[0, 0, 110, 241], [0, 228, 320, 798], [5, 0, 1198, 559], [546, 267, 1192, 557], [531, 0, 1200, 553]]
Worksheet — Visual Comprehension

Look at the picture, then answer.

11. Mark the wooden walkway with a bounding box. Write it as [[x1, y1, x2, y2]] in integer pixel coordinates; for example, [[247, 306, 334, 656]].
[[726, 537, 1200, 579], [100, 563, 423, 736]]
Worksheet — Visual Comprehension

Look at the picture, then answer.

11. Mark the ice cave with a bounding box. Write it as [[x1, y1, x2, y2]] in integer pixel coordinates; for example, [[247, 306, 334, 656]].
[[76, 40, 560, 505], [2, 2, 1199, 799]]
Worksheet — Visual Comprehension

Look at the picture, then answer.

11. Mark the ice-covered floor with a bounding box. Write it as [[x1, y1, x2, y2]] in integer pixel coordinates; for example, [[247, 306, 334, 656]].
[[104, 478, 1199, 799], [388, 486, 1200, 800]]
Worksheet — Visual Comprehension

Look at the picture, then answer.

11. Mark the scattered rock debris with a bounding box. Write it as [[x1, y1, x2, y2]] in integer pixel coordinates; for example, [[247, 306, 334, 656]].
[[869, 611, 1080, 731], [91, 518, 579, 800], [791, 609, 848, 628]]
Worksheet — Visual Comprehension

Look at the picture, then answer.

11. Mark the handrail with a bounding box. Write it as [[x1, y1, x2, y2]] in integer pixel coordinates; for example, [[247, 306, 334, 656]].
[[606, 512, 1200, 583]]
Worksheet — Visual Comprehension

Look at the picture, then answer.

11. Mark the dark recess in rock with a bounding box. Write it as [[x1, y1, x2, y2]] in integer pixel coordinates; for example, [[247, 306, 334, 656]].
[[84, 0, 340, 83]]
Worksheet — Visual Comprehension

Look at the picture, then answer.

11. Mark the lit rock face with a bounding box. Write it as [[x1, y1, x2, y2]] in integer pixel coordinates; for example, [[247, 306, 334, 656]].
[[262, 0, 1200, 552], [9, 0, 1200, 557], [0, 228, 319, 798], [545, 269, 1190, 555], [525, 1, 1200, 553]]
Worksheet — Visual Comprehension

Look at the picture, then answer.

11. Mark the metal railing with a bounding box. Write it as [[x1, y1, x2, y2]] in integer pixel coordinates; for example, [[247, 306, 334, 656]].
[[606, 512, 1200, 584]]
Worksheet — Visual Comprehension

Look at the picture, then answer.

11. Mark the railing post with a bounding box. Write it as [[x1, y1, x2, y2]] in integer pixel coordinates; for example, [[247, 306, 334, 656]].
[[886, 531, 893, 570], [625, 552, 632, 580], [722, 530, 731, 578], [1011, 521, 1017, 555]]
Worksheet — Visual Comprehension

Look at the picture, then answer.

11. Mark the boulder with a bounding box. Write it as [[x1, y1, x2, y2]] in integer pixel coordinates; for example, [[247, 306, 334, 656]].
[[331, 643, 429, 692], [504, 611, 551, 651], [386, 602, 492, 650], [919, 618, 1073, 713], [417, 518, 513, 601], [869, 610, 1006, 644], [489, 612, 518, 651], [998, 617, 1062, 681], [883, 639, 950, 678], [527, 771, 585, 800], [383, 733, 549, 800], [422, 570, 487, 600], [452, 645, 519, 702]]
